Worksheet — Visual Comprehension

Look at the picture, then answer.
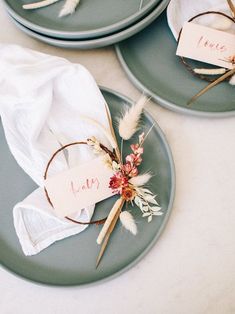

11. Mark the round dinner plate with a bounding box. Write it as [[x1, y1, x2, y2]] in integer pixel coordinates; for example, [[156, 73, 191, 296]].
[[116, 13, 235, 117], [0, 87, 175, 286], [3, 0, 161, 39], [8, 0, 169, 49]]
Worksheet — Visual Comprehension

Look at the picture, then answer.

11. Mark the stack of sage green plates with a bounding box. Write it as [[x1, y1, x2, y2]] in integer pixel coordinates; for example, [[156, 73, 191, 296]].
[[3, 0, 169, 49]]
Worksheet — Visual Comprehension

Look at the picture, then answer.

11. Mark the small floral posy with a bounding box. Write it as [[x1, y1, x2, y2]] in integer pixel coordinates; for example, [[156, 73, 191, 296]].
[[85, 95, 162, 267], [108, 134, 162, 223]]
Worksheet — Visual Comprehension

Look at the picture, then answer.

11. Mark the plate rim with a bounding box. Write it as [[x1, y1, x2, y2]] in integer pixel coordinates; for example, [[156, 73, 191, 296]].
[[7, 0, 169, 49], [115, 43, 235, 118], [3, 0, 161, 39], [0, 86, 176, 287]]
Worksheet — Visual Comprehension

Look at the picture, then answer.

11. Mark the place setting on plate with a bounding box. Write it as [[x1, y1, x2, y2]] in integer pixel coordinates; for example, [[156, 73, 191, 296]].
[[0, 45, 175, 285], [116, 0, 235, 117], [0, 0, 234, 288], [0, 0, 177, 286]]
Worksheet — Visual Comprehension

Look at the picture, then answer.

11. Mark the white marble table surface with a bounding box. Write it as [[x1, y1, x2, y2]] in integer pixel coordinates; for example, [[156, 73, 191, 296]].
[[0, 3, 235, 314]]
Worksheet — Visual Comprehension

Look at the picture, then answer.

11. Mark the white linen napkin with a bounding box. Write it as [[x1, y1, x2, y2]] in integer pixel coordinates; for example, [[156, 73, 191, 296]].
[[167, 0, 234, 40], [167, 0, 235, 85], [0, 44, 111, 256]]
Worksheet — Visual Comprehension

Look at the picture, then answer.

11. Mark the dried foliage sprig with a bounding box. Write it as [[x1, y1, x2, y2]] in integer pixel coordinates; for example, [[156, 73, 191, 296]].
[[134, 187, 162, 222]]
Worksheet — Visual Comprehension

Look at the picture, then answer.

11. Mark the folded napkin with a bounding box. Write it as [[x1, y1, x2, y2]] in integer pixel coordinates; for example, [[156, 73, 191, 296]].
[[0, 44, 111, 256], [167, 0, 235, 40]]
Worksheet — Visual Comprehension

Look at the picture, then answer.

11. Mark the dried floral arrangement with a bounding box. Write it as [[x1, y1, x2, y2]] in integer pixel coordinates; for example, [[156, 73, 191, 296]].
[[22, 0, 144, 18], [178, 0, 235, 105], [44, 96, 162, 267]]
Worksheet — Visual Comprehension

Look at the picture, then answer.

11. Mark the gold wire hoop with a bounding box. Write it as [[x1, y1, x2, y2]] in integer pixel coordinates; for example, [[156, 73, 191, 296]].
[[44, 141, 112, 226]]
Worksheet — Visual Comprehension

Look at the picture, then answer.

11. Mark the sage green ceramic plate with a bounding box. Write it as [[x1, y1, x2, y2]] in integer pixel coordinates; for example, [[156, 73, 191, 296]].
[[3, 0, 161, 39], [0, 88, 175, 286], [8, 0, 169, 49], [116, 13, 235, 117]]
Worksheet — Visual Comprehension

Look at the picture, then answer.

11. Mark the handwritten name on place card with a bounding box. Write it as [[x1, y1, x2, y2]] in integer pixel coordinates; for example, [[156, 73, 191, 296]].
[[176, 22, 235, 70], [44, 156, 114, 218]]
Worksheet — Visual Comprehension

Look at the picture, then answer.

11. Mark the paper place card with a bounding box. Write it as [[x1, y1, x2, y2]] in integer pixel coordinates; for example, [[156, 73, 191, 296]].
[[44, 156, 114, 218], [176, 22, 235, 70]]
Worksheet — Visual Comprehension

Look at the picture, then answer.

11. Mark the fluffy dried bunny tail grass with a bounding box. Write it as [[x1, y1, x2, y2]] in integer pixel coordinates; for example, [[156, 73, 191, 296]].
[[59, 0, 80, 17], [229, 75, 235, 85], [129, 173, 152, 187], [120, 211, 137, 235], [118, 95, 149, 140], [194, 68, 227, 76]]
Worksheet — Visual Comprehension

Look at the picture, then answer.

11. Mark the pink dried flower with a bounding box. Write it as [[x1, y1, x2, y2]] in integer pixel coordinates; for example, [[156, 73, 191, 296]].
[[122, 163, 138, 177], [130, 144, 144, 155], [126, 153, 142, 166], [129, 167, 138, 177], [109, 171, 128, 193]]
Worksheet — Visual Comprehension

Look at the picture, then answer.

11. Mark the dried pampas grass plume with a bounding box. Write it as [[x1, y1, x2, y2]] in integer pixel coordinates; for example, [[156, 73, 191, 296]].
[[59, 0, 80, 17], [118, 95, 149, 140], [120, 211, 137, 235], [80, 115, 117, 150], [129, 173, 152, 187]]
